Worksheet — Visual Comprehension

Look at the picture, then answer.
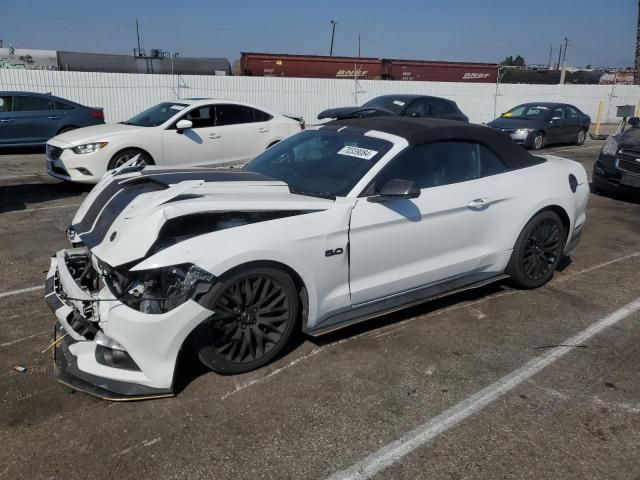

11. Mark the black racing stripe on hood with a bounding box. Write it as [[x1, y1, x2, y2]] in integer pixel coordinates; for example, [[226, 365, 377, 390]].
[[72, 169, 281, 249], [79, 181, 167, 248]]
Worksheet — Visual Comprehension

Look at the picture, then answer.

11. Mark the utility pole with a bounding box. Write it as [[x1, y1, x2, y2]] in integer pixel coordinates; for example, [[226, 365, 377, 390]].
[[358, 33, 361, 57], [135, 18, 142, 56], [548, 45, 553, 69], [329, 20, 336, 56], [635, 0, 640, 84], [559, 37, 569, 84], [556, 43, 562, 70]]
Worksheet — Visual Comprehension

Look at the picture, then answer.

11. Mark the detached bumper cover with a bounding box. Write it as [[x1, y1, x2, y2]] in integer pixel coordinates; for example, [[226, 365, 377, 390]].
[[45, 250, 210, 400]]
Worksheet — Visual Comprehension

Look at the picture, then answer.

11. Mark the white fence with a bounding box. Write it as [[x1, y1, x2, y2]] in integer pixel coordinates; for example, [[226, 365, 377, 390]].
[[1, 69, 638, 125]]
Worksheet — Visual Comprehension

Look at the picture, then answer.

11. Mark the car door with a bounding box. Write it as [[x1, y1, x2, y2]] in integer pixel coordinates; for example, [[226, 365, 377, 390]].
[[214, 104, 267, 165], [9, 94, 57, 144], [0, 95, 16, 145], [161, 105, 226, 166], [563, 105, 582, 140], [403, 99, 429, 118], [545, 106, 566, 144], [348, 141, 495, 305]]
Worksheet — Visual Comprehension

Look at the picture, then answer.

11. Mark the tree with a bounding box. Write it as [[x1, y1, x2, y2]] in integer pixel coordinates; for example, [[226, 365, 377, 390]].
[[500, 55, 526, 67]]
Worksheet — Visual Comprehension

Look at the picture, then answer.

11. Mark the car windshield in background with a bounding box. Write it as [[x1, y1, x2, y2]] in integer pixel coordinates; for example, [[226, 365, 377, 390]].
[[502, 104, 549, 120], [362, 96, 411, 114], [123, 102, 188, 127], [243, 129, 393, 198]]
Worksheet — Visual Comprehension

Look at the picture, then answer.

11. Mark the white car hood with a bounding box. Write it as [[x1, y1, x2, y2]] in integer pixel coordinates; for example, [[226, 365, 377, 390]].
[[50, 123, 146, 146], [70, 168, 334, 267]]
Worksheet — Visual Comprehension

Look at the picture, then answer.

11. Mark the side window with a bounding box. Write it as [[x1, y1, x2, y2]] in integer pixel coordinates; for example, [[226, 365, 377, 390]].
[[253, 108, 273, 122], [14, 96, 54, 111], [55, 101, 74, 110], [404, 99, 428, 117], [550, 107, 564, 119], [0, 96, 12, 112], [565, 106, 579, 119], [215, 105, 255, 126], [429, 99, 454, 116], [478, 145, 507, 177], [372, 141, 480, 192], [183, 106, 216, 128]]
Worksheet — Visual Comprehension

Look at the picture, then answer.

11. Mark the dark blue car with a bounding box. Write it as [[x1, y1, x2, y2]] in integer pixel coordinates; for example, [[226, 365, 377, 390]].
[[0, 91, 104, 147]]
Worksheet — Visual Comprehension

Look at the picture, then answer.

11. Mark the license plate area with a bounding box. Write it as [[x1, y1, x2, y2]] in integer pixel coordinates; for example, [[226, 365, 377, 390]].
[[620, 174, 640, 188]]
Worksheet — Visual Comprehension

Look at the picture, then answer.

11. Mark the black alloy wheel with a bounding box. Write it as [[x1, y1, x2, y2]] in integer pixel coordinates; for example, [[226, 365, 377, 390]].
[[507, 211, 565, 288], [195, 267, 298, 374]]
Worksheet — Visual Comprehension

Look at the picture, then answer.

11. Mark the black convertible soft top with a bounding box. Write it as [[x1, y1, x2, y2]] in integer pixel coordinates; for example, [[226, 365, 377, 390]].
[[324, 117, 544, 170]]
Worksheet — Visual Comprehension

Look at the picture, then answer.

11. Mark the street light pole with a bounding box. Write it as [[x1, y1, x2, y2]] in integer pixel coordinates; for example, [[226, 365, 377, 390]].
[[329, 20, 336, 56]]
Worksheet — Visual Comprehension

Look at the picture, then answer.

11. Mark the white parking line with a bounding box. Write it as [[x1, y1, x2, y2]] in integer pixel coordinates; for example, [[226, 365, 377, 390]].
[[0, 285, 43, 299], [0, 174, 40, 181], [326, 295, 640, 480], [0, 330, 48, 348], [545, 145, 601, 153], [3, 203, 80, 215]]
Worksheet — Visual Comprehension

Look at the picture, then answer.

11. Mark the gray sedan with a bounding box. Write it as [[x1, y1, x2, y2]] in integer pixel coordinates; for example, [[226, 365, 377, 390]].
[[0, 91, 104, 147], [487, 102, 590, 150]]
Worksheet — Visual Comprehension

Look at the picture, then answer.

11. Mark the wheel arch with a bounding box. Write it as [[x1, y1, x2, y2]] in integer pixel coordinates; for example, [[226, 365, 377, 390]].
[[109, 146, 155, 166], [517, 204, 571, 249]]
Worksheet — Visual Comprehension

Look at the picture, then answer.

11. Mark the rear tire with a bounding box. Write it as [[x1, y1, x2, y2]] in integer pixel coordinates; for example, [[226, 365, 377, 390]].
[[575, 128, 587, 145], [193, 266, 299, 374], [107, 148, 153, 170], [506, 211, 565, 289]]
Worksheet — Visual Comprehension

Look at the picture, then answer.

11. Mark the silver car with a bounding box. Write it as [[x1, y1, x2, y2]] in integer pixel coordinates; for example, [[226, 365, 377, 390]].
[[0, 91, 104, 147]]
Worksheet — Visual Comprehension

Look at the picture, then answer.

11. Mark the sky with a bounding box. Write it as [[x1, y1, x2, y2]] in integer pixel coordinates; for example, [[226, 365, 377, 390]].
[[0, 0, 636, 68]]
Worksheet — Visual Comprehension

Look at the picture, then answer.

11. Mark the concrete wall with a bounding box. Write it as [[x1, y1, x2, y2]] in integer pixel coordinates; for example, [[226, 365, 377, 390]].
[[1, 69, 638, 124]]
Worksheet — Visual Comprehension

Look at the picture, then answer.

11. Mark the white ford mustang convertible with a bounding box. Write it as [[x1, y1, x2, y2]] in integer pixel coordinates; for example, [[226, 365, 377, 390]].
[[45, 117, 589, 399]]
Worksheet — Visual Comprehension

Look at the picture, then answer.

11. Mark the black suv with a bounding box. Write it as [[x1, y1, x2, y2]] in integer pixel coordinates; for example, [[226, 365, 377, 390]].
[[317, 95, 469, 122], [593, 117, 640, 196]]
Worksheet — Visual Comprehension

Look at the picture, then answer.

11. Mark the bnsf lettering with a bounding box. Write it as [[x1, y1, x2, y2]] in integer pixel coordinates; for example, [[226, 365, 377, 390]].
[[462, 72, 491, 79], [336, 69, 369, 77]]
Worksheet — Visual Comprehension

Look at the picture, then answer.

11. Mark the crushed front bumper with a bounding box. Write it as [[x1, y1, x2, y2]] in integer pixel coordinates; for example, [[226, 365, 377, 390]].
[[44, 248, 209, 401]]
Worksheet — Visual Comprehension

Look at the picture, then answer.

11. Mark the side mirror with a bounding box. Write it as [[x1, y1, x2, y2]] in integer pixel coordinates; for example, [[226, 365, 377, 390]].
[[629, 117, 639, 127], [176, 119, 193, 132], [368, 179, 420, 203]]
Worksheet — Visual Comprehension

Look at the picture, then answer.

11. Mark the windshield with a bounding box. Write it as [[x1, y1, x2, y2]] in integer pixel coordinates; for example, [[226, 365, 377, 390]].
[[123, 102, 188, 127], [362, 96, 411, 114], [502, 104, 550, 120], [243, 129, 393, 198]]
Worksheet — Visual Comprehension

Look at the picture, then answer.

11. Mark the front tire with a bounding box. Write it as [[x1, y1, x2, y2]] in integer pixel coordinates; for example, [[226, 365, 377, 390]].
[[107, 148, 153, 170], [193, 266, 299, 374], [530, 131, 545, 150], [507, 211, 565, 289]]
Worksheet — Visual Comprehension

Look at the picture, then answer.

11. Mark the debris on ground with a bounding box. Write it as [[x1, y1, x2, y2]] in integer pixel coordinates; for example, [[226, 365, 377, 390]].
[[13, 364, 27, 373]]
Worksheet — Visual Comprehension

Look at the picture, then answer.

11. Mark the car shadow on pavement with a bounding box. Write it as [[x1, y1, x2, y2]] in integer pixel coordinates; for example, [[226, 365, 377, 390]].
[[0, 146, 46, 156], [0, 182, 92, 214]]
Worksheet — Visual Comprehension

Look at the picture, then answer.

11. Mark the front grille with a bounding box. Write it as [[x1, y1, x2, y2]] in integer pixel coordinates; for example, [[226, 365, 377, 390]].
[[617, 150, 640, 175], [47, 144, 63, 160]]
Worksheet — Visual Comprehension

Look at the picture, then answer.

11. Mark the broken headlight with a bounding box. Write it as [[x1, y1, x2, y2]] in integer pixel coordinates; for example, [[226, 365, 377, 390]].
[[102, 263, 215, 314]]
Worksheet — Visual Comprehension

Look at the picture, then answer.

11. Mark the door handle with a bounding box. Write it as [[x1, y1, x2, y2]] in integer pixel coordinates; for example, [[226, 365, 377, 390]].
[[48, 116, 62, 120], [468, 198, 490, 209], [209, 133, 221, 139], [0, 119, 13, 123]]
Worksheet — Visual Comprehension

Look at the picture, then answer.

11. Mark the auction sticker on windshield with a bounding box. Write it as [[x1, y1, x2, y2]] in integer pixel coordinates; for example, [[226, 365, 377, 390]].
[[338, 146, 378, 160]]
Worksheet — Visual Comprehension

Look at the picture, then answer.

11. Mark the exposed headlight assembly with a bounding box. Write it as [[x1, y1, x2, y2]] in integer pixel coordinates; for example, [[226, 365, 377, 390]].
[[72, 142, 108, 154], [601, 136, 618, 156], [102, 263, 215, 314]]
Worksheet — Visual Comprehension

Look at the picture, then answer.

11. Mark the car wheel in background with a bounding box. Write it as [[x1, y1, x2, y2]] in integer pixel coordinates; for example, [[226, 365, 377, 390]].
[[506, 210, 565, 289], [107, 148, 153, 170], [575, 128, 587, 145], [531, 131, 545, 150], [193, 266, 299, 374]]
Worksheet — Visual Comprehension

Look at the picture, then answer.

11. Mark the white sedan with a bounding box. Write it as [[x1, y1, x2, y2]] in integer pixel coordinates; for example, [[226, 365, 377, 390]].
[[45, 117, 588, 399], [45, 99, 302, 183]]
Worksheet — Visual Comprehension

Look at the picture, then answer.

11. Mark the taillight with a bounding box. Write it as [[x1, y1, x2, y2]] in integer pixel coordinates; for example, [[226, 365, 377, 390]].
[[91, 110, 104, 120]]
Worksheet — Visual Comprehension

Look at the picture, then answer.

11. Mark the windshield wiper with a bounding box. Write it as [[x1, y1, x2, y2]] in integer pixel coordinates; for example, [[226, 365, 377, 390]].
[[289, 187, 335, 200]]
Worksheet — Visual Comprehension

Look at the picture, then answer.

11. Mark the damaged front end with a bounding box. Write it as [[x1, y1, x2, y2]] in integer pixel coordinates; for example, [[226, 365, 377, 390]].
[[45, 247, 215, 400]]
